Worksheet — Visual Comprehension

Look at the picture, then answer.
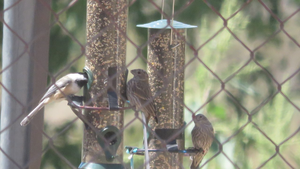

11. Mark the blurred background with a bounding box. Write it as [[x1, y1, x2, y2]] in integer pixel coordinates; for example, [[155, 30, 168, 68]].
[[1, 0, 300, 168]]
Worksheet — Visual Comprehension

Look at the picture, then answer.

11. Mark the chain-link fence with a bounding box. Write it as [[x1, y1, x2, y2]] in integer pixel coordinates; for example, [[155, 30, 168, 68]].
[[1, 0, 300, 168]]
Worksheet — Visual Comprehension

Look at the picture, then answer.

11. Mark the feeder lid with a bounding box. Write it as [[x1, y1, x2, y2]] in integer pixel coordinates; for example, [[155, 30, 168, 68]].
[[137, 19, 197, 29]]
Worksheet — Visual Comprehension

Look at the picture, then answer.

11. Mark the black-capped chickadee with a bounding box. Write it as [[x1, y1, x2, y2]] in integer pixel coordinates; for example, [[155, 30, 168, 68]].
[[20, 73, 88, 126]]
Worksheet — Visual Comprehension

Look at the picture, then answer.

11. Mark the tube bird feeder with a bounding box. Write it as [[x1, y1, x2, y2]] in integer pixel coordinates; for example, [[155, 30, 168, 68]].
[[81, 0, 127, 168], [137, 19, 196, 168]]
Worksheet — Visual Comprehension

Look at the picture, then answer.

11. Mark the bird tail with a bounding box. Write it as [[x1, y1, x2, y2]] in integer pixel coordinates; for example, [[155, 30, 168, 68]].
[[20, 99, 47, 126], [190, 153, 205, 169]]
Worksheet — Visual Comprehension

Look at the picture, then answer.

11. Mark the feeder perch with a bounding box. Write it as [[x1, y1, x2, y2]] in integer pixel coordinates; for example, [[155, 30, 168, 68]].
[[97, 126, 122, 161]]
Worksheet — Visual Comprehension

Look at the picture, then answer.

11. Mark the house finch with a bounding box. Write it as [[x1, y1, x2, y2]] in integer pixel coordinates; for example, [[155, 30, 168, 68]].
[[190, 114, 214, 169], [127, 69, 158, 125]]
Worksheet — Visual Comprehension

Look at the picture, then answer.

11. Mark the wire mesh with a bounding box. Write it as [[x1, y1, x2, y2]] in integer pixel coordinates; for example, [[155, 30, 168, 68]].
[[1, 0, 300, 168]]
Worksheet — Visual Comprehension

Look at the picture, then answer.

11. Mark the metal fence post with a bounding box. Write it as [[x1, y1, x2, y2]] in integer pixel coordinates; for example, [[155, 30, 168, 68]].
[[80, 0, 127, 168], [0, 0, 51, 169]]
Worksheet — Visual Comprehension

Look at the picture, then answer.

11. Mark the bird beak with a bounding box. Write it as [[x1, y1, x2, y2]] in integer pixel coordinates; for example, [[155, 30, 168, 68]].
[[130, 70, 134, 75], [192, 113, 196, 119]]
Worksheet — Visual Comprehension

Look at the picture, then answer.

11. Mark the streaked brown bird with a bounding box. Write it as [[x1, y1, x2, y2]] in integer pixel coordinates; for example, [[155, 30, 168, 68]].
[[190, 114, 214, 169], [127, 69, 158, 125]]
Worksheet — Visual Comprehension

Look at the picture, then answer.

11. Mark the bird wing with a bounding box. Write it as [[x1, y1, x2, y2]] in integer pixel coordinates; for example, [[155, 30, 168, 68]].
[[40, 76, 71, 101], [190, 123, 214, 168], [192, 126, 212, 150], [131, 81, 152, 100], [132, 81, 157, 118]]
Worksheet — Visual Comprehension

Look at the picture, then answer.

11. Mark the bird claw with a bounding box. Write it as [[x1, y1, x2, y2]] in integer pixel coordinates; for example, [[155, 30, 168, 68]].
[[67, 95, 84, 107], [187, 147, 196, 150], [186, 147, 205, 156], [195, 148, 205, 154]]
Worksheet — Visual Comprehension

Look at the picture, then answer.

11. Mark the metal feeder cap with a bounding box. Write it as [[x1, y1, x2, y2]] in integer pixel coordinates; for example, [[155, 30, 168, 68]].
[[136, 19, 197, 29]]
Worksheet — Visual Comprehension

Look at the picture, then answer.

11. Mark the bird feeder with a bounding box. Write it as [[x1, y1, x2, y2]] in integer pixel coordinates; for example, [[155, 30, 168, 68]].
[[80, 0, 128, 168], [136, 19, 197, 168]]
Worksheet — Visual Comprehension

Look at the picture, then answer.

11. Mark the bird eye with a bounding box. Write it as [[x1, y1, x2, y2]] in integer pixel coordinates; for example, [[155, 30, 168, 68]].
[[137, 71, 141, 74]]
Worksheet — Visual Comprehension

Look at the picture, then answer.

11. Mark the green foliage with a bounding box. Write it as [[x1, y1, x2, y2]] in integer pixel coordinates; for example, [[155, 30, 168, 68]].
[[183, 0, 300, 168], [208, 103, 226, 120], [41, 122, 82, 169], [48, 0, 86, 74], [48, 25, 71, 74]]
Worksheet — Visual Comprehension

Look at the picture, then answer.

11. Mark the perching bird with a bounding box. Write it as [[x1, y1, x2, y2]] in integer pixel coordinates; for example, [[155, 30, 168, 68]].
[[20, 73, 88, 126], [190, 114, 214, 169], [127, 69, 158, 125]]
